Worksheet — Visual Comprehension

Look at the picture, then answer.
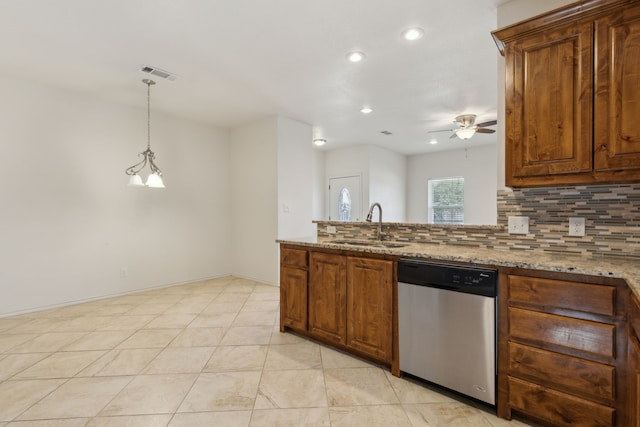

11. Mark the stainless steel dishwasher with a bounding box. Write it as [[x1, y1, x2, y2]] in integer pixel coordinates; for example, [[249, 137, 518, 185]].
[[398, 259, 498, 405]]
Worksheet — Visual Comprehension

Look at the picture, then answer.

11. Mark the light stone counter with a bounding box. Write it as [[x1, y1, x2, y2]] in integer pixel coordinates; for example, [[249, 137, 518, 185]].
[[278, 236, 640, 298]]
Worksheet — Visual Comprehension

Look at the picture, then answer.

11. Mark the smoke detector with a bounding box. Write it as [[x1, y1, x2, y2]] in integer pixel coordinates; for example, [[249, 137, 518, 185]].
[[139, 65, 178, 81]]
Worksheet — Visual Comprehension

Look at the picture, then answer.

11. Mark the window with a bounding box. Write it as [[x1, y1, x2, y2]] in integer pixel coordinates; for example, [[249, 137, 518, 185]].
[[428, 177, 464, 224], [338, 187, 352, 221]]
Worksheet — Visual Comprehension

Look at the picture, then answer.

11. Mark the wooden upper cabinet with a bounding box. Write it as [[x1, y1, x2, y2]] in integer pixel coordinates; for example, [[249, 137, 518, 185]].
[[505, 21, 594, 186], [594, 4, 640, 173], [494, 0, 640, 187]]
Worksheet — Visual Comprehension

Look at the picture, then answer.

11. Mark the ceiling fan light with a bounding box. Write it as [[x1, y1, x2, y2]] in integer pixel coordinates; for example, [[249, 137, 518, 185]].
[[456, 128, 476, 140]]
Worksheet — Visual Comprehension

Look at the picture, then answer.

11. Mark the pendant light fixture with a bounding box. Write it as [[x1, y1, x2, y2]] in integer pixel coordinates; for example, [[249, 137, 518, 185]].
[[125, 79, 165, 188]]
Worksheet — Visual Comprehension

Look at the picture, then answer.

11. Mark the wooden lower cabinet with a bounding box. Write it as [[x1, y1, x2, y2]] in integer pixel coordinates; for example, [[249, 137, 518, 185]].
[[629, 294, 640, 426], [308, 251, 347, 345], [346, 256, 393, 362], [280, 245, 395, 366], [499, 270, 630, 426]]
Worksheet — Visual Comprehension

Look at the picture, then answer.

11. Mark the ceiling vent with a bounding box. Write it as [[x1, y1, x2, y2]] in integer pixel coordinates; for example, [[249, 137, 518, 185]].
[[139, 65, 178, 81]]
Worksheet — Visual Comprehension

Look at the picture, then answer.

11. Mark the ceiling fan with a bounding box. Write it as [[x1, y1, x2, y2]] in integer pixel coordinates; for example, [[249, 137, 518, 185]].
[[428, 114, 497, 140]]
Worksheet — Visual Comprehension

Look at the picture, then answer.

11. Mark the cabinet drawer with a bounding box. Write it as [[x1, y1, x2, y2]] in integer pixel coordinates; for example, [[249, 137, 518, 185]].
[[508, 377, 614, 427], [509, 307, 615, 358], [509, 341, 614, 401], [281, 248, 308, 268], [508, 275, 615, 317]]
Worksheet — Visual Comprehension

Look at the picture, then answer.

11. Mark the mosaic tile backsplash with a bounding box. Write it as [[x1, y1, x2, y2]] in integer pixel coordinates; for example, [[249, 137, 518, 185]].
[[316, 184, 640, 260]]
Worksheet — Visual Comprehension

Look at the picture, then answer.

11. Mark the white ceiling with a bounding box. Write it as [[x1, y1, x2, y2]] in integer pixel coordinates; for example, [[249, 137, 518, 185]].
[[0, 0, 508, 155]]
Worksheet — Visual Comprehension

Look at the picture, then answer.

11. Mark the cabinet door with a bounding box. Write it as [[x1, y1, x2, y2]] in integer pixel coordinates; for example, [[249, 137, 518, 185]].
[[594, 5, 640, 174], [504, 21, 593, 186], [346, 257, 393, 362], [280, 265, 307, 332], [629, 334, 640, 427], [308, 252, 347, 345]]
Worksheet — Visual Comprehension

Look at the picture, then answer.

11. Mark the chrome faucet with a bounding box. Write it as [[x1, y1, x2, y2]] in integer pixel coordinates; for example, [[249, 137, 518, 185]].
[[366, 202, 385, 241]]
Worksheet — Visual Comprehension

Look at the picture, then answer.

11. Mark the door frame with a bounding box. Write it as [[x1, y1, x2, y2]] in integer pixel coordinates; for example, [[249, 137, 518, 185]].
[[328, 173, 363, 221]]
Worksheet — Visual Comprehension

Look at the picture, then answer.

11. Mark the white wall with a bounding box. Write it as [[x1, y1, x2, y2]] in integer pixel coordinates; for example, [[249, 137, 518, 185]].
[[369, 146, 407, 222], [0, 76, 232, 316], [230, 117, 279, 285], [277, 116, 315, 239], [407, 145, 497, 225], [312, 149, 325, 220]]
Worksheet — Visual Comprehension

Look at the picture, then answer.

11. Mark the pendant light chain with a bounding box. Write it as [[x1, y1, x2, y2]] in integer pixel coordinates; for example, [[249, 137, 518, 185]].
[[146, 79, 151, 151]]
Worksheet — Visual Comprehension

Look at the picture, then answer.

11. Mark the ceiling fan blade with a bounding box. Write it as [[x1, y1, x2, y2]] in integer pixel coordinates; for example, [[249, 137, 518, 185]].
[[475, 120, 497, 128], [427, 129, 455, 134], [475, 128, 496, 134], [449, 132, 458, 139]]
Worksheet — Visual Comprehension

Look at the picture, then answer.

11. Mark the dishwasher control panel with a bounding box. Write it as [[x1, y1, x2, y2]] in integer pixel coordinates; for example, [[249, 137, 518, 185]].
[[398, 259, 497, 297]]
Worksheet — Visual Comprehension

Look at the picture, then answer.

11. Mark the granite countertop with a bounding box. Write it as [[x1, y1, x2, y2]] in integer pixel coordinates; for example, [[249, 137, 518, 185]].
[[278, 236, 640, 297]]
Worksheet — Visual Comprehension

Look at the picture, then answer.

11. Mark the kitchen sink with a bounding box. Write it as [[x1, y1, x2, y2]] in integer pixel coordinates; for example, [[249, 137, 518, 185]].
[[332, 239, 409, 248]]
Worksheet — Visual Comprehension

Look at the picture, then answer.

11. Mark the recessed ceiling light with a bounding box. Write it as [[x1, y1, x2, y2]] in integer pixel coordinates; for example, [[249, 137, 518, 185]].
[[402, 27, 425, 41], [346, 51, 366, 63], [360, 107, 373, 114], [313, 138, 326, 146], [429, 138, 438, 145]]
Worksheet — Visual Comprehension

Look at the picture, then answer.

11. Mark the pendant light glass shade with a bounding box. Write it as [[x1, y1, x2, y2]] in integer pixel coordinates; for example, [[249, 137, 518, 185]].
[[127, 174, 144, 187], [125, 79, 165, 188], [145, 172, 165, 188]]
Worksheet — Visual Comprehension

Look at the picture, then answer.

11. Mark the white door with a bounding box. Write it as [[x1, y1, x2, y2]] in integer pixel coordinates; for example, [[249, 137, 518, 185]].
[[329, 175, 362, 221]]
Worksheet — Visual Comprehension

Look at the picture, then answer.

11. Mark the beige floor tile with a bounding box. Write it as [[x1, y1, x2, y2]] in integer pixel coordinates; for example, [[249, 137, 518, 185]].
[[169, 327, 224, 347], [168, 411, 252, 427], [202, 302, 245, 313], [188, 312, 237, 328], [0, 334, 39, 353], [403, 402, 494, 427], [13, 351, 105, 379], [232, 311, 276, 327], [89, 305, 136, 316], [78, 348, 161, 376], [6, 319, 68, 334], [8, 332, 87, 353], [117, 329, 181, 348], [255, 369, 327, 409], [51, 316, 114, 332], [7, 418, 90, 426], [269, 330, 307, 345], [247, 291, 280, 302], [204, 345, 268, 372], [142, 347, 214, 374], [162, 302, 209, 314], [319, 346, 374, 369], [242, 300, 279, 312], [0, 354, 50, 381], [100, 374, 197, 416], [178, 371, 261, 412], [97, 315, 156, 331], [143, 314, 196, 329], [0, 318, 33, 333], [86, 414, 172, 427], [329, 405, 412, 427], [384, 371, 459, 404], [0, 379, 65, 421], [62, 330, 134, 351], [214, 293, 250, 303], [250, 408, 330, 426], [126, 303, 174, 316], [324, 367, 399, 406], [17, 377, 132, 420], [220, 326, 272, 346], [264, 342, 321, 370]]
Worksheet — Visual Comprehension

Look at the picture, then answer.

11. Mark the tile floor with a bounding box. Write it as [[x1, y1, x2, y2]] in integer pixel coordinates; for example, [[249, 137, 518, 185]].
[[0, 276, 535, 426]]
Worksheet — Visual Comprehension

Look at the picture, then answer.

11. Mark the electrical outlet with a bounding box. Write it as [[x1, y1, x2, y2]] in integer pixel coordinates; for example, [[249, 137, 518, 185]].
[[569, 217, 586, 237], [120, 267, 128, 278], [508, 216, 529, 235], [326, 225, 337, 234]]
